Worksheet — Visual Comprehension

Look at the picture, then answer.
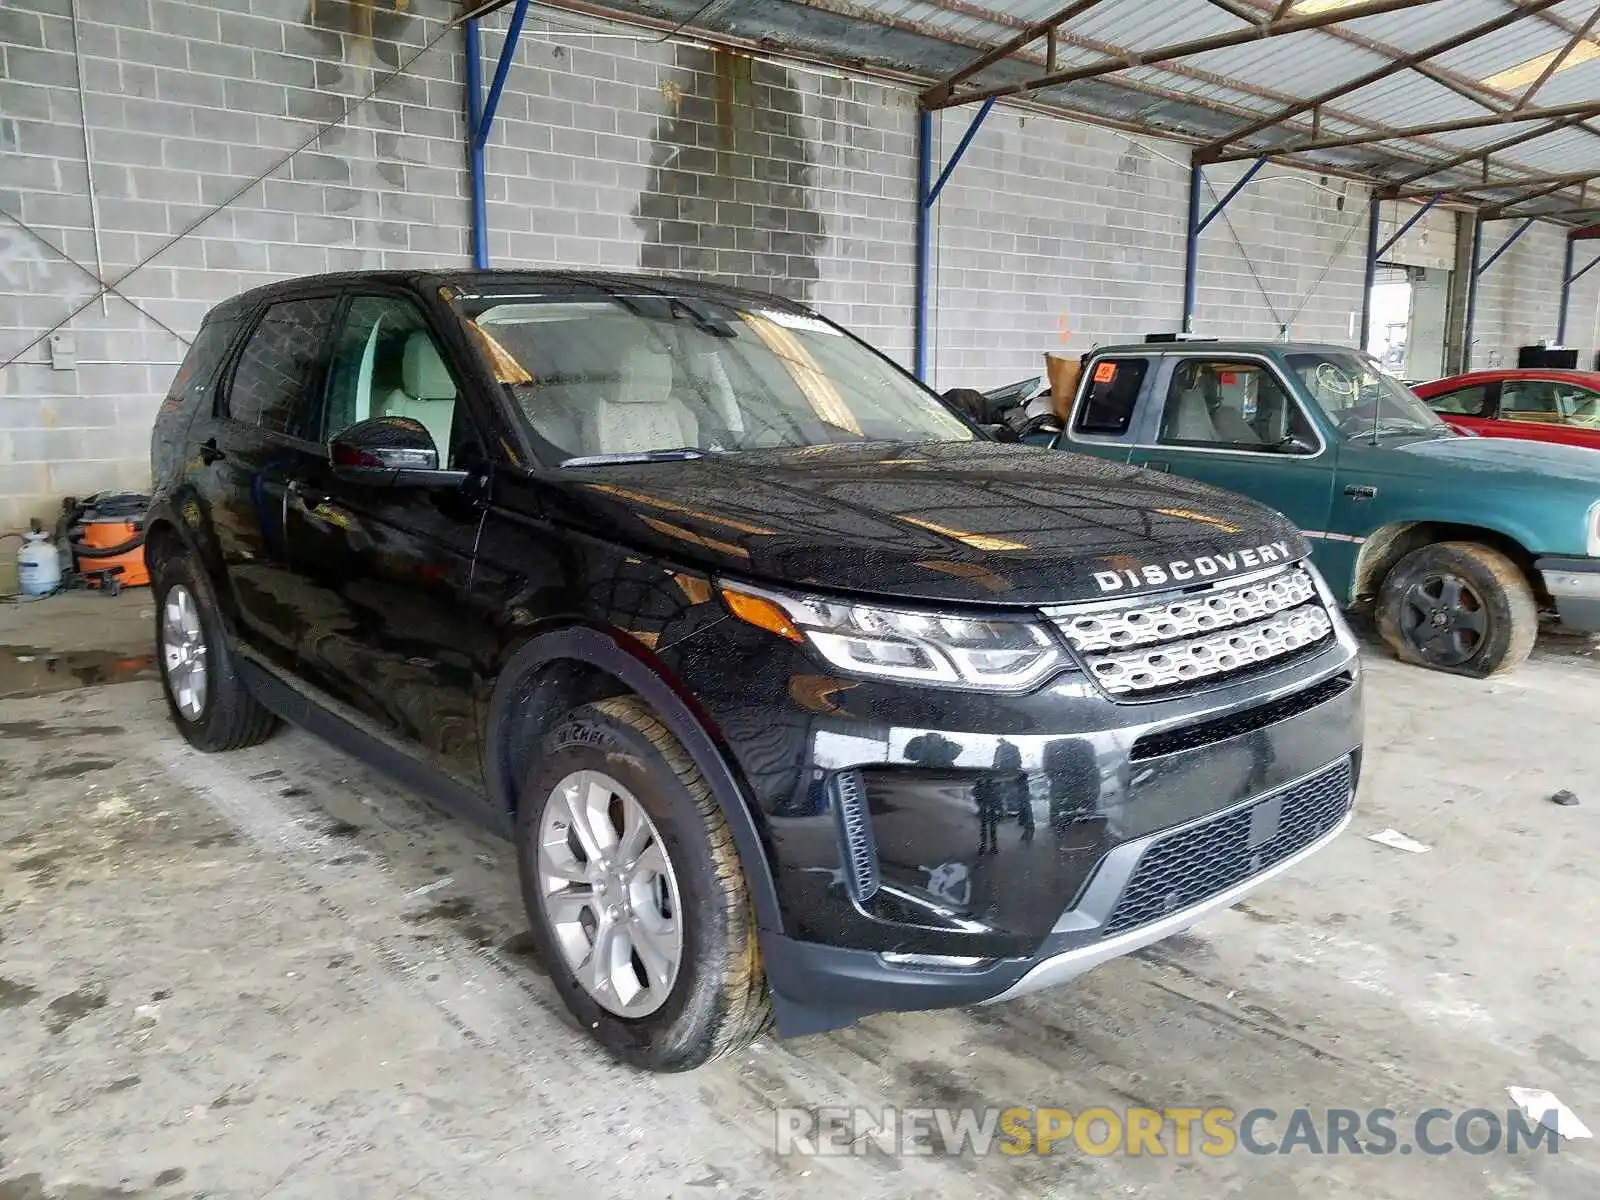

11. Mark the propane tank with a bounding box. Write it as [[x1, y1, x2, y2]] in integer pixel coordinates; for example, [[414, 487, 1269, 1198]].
[[18, 520, 62, 596]]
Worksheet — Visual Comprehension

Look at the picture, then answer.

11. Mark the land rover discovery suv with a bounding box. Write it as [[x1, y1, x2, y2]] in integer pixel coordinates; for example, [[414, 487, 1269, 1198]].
[[147, 271, 1363, 1071]]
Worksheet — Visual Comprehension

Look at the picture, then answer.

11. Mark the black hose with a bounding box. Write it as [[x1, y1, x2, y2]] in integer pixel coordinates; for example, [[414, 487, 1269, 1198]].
[[69, 530, 146, 558]]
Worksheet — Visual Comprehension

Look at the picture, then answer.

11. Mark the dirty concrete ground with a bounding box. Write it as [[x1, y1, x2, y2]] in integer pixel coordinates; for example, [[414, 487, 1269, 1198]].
[[2, 593, 1599, 1199]]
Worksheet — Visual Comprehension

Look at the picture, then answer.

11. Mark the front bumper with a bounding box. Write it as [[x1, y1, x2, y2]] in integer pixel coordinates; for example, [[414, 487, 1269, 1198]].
[[1537, 556, 1600, 632], [659, 595, 1364, 1035]]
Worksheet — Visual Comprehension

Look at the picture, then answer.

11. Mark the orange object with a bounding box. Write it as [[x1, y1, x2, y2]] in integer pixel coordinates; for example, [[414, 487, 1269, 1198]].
[[77, 520, 150, 588], [721, 587, 804, 643], [1092, 361, 1118, 384]]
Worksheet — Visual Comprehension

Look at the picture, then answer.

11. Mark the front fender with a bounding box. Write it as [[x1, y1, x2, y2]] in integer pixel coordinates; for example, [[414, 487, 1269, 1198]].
[[481, 625, 785, 936]]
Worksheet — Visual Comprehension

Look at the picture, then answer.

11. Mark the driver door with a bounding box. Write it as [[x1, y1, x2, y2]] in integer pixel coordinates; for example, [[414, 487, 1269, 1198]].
[[282, 291, 489, 787], [1128, 356, 1337, 565]]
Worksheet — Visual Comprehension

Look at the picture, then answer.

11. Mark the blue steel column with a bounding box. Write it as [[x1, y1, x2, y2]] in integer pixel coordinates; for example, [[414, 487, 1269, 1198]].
[[1359, 192, 1380, 353], [464, 0, 532, 271], [914, 107, 933, 382], [465, 19, 488, 270], [1558, 234, 1576, 345], [1182, 160, 1202, 333], [1462, 216, 1484, 368]]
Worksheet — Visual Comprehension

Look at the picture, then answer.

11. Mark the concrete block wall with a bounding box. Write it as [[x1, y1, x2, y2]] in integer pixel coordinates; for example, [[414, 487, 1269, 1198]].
[[1469, 218, 1600, 371], [1, 0, 1592, 534]]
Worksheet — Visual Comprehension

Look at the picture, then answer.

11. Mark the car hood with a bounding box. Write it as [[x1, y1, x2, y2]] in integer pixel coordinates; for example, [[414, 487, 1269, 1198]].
[[548, 441, 1308, 606], [1372, 433, 1600, 485]]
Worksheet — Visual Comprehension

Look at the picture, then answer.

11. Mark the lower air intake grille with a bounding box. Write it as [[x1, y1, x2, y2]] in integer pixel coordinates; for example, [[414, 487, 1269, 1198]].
[[831, 769, 879, 902], [1101, 757, 1353, 937]]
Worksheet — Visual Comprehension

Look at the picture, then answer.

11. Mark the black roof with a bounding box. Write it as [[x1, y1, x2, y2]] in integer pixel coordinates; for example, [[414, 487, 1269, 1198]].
[[214, 269, 817, 317]]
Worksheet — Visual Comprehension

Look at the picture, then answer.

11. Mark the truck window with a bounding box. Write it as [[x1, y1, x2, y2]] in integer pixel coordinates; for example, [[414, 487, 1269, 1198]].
[[1158, 359, 1316, 454], [1073, 358, 1148, 435]]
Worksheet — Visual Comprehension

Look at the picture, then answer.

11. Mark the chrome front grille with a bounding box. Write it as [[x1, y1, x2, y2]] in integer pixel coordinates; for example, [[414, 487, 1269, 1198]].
[[1047, 565, 1334, 697]]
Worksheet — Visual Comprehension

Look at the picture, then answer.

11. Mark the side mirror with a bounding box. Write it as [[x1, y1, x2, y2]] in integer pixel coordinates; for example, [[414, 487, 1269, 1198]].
[[330, 416, 466, 489], [1276, 433, 1318, 456]]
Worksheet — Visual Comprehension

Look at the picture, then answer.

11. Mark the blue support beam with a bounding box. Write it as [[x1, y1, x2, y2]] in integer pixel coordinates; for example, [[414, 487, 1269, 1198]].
[[464, 0, 531, 271], [1182, 157, 1265, 333], [913, 100, 994, 382], [1557, 234, 1600, 345], [1463, 215, 1535, 367], [1462, 215, 1484, 362], [1477, 216, 1535, 275], [465, 19, 488, 270], [1375, 192, 1441, 261], [1360, 192, 1443, 352]]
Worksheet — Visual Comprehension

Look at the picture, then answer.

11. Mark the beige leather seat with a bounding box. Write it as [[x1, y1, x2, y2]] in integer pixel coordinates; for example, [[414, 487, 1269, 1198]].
[[383, 333, 457, 459], [1167, 388, 1220, 443], [584, 339, 697, 455]]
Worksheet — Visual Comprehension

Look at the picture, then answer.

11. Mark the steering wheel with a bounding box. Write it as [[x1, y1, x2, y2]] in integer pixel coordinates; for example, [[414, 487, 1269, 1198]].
[[1313, 361, 1356, 400]]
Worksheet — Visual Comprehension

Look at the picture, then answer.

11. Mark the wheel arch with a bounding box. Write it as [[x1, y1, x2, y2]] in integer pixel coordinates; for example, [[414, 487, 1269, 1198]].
[[1351, 520, 1546, 605], [482, 625, 784, 934]]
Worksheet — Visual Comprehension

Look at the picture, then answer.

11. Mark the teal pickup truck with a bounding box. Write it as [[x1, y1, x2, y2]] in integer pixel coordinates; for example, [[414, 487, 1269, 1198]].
[[1051, 339, 1600, 676]]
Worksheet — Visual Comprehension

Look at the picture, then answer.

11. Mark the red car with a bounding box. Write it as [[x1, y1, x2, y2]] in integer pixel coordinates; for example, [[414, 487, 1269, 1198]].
[[1412, 369, 1600, 449]]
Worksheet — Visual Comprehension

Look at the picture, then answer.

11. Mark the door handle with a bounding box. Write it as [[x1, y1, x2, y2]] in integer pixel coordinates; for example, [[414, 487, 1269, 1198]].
[[1343, 484, 1378, 500], [198, 438, 225, 464], [1143, 460, 1171, 472]]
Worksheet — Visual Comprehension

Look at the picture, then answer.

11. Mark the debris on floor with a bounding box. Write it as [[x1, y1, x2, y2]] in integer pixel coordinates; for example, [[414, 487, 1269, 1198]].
[[1507, 1087, 1593, 1140], [1365, 828, 1432, 854], [1550, 789, 1580, 807]]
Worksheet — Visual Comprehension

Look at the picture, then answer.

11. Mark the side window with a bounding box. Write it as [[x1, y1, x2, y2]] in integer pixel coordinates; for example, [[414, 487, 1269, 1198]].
[[1158, 359, 1315, 454], [225, 297, 338, 440], [1073, 358, 1149, 436], [163, 315, 240, 416], [1424, 384, 1491, 417], [324, 295, 473, 465], [1500, 380, 1566, 424]]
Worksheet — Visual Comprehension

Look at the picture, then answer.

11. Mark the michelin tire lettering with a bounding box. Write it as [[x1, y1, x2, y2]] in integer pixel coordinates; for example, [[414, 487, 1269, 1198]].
[[1093, 541, 1294, 594]]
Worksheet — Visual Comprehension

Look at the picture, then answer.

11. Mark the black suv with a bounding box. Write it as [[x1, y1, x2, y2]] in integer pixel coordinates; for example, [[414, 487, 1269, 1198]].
[[147, 271, 1363, 1071]]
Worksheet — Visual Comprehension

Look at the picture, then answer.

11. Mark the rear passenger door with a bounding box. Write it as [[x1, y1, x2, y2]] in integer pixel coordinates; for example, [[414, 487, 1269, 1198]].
[[281, 291, 489, 788], [1128, 355, 1337, 549], [196, 293, 340, 675]]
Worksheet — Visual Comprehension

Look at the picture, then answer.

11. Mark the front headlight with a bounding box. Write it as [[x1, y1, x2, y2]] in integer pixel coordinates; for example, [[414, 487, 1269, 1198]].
[[1587, 501, 1600, 557], [720, 582, 1066, 692]]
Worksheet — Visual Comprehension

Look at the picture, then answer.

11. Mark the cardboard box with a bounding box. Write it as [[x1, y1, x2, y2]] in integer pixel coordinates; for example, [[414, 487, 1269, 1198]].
[[1045, 352, 1080, 419]]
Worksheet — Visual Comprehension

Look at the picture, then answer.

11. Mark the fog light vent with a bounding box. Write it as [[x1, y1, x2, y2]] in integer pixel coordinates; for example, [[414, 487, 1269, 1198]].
[[831, 769, 879, 902]]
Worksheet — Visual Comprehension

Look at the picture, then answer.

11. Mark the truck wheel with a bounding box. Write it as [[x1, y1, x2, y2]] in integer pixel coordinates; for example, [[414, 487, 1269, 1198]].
[[1376, 541, 1536, 677], [516, 697, 772, 1072], [151, 549, 278, 751]]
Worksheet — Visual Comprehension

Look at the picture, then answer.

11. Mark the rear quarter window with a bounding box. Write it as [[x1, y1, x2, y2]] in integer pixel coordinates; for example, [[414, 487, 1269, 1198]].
[[152, 314, 241, 481], [1073, 357, 1150, 436]]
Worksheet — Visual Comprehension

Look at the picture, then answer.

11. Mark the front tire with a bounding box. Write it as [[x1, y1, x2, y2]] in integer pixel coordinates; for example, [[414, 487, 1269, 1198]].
[[516, 697, 771, 1072], [151, 548, 278, 751], [1376, 540, 1536, 677]]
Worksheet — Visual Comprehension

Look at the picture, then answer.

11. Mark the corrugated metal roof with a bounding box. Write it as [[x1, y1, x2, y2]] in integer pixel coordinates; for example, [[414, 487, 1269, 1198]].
[[526, 0, 1600, 223]]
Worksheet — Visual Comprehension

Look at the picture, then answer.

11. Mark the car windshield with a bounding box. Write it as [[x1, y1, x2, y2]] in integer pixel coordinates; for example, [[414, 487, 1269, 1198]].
[[1285, 349, 1452, 441], [448, 285, 975, 463]]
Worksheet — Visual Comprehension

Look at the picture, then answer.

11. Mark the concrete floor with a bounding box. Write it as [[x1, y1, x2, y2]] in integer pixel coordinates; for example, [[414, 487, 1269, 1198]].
[[3, 593, 1599, 1199]]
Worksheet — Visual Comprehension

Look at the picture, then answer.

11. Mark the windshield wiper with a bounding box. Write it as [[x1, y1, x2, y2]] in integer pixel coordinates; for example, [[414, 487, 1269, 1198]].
[[559, 447, 709, 468]]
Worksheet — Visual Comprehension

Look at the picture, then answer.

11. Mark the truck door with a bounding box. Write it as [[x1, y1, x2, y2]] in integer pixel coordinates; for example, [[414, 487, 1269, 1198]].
[[1127, 354, 1337, 559]]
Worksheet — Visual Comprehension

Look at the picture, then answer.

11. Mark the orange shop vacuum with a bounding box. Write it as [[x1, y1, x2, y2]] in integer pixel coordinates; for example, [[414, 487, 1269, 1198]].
[[56, 493, 150, 594]]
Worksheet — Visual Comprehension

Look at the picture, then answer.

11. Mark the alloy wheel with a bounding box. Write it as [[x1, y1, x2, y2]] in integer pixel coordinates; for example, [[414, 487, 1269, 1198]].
[[537, 769, 684, 1018], [1397, 573, 1487, 668], [161, 584, 209, 720]]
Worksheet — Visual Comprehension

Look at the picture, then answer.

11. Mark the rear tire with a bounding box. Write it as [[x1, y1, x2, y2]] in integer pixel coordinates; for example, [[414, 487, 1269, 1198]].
[[151, 548, 278, 751], [515, 697, 771, 1072], [1376, 540, 1536, 677]]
